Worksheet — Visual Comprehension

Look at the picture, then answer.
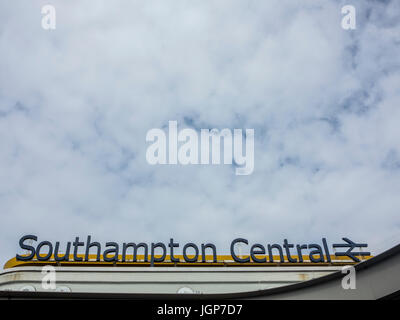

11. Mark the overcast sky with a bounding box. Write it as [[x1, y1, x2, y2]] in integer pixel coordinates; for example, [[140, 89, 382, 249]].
[[0, 0, 399, 266]]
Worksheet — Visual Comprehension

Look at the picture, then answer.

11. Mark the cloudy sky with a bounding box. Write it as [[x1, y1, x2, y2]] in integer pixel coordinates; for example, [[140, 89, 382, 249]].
[[0, 0, 399, 265]]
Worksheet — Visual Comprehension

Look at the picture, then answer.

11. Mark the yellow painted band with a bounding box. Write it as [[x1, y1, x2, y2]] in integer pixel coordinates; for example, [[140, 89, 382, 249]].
[[3, 254, 372, 269]]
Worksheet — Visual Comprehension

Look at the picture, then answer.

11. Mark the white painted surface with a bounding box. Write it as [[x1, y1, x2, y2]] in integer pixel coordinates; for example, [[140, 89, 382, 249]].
[[0, 266, 342, 294]]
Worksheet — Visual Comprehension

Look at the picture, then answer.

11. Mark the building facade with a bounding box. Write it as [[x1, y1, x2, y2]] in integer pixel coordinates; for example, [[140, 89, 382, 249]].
[[0, 254, 363, 294]]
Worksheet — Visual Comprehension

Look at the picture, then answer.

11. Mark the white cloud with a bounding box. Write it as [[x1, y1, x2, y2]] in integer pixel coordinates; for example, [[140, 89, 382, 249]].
[[0, 0, 399, 265]]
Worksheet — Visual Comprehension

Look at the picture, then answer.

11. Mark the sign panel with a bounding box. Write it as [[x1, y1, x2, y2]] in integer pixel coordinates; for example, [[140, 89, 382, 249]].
[[16, 235, 370, 265]]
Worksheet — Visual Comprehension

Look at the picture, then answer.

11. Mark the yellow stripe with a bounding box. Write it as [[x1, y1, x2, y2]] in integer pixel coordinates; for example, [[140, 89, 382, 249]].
[[4, 254, 372, 269]]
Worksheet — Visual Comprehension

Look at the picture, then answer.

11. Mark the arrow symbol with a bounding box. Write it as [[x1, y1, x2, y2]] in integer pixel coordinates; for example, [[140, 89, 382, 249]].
[[333, 238, 370, 262]]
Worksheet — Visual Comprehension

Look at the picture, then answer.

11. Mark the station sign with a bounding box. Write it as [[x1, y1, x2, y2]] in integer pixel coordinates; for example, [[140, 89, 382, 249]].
[[16, 235, 370, 265]]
